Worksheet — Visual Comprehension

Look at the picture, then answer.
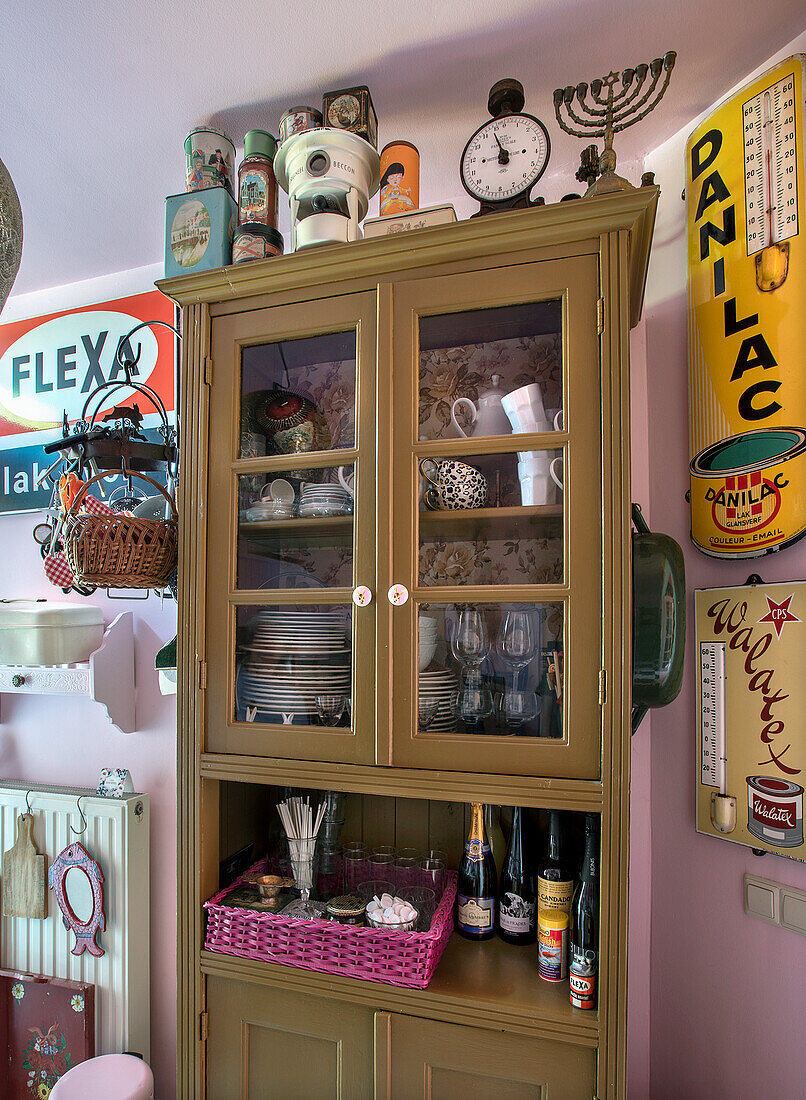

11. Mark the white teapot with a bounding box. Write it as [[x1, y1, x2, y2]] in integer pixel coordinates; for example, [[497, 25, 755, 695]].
[[450, 374, 512, 438]]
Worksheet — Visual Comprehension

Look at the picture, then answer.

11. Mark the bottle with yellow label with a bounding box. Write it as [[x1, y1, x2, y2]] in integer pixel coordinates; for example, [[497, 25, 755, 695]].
[[536, 809, 574, 914], [456, 802, 497, 940]]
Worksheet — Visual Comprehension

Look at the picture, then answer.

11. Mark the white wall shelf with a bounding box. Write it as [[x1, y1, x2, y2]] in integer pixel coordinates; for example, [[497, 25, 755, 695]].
[[0, 612, 136, 733]]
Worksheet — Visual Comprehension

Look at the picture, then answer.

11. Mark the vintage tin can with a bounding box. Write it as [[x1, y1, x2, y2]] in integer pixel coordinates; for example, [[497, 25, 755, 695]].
[[232, 223, 284, 264], [746, 776, 804, 848], [685, 56, 806, 559], [238, 131, 278, 228], [689, 427, 806, 557], [537, 909, 568, 982], [279, 106, 323, 146], [322, 85, 377, 149], [184, 126, 236, 196], [164, 186, 237, 277], [379, 141, 419, 217]]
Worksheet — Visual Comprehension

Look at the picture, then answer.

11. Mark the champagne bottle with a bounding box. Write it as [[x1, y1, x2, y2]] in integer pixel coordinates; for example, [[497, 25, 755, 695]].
[[498, 805, 536, 944], [484, 804, 506, 873], [570, 813, 599, 1009], [456, 802, 497, 940], [536, 809, 574, 914]]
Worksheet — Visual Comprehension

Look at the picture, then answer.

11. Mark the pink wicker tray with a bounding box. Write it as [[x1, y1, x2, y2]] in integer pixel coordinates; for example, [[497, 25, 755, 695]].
[[204, 860, 457, 989]]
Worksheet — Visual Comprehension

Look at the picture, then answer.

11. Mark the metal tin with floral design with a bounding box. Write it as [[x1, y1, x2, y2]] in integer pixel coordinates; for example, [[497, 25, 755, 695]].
[[279, 106, 323, 145], [232, 224, 284, 264]]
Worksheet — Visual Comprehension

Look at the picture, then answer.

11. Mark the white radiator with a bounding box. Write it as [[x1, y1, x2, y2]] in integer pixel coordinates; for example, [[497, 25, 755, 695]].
[[0, 780, 150, 1061]]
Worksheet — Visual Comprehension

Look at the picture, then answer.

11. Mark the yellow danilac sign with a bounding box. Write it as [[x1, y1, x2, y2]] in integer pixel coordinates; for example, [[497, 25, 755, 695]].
[[686, 56, 806, 559], [696, 582, 805, 861]]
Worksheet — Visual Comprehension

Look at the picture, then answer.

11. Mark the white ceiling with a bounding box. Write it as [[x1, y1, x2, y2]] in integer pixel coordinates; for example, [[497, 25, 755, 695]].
[[2, 0, 804, 296]]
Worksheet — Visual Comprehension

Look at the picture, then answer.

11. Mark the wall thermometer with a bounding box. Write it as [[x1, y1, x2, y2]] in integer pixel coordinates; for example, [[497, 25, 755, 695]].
[[700, 641, 727, 790], [743, 73, 799, 254]]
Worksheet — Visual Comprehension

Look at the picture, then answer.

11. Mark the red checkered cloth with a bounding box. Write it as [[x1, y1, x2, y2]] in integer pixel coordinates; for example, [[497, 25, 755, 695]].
[[44, 552, 75, 588], [81, 494, 116, 517]]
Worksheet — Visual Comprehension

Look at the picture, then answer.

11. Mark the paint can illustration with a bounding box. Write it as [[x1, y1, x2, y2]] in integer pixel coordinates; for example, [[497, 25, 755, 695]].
[[689, 428, 806, 558], [379, 141, 419, 217], [746, 775, 804, 848]]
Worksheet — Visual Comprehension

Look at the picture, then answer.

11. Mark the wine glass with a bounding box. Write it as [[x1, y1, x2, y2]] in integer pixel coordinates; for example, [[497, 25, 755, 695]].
[[418, 698, 440, 730], [450, 607, 489, 683], [498, 689, 539, 734], [497, 610, 538, 682]]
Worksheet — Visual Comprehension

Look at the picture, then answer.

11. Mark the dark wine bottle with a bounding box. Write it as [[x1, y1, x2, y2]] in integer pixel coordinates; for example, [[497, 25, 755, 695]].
[[536, 809, 574, 914], [498, 805, 536, 944], [570, 813, 599, 1009], [456, 801, 497, 940]]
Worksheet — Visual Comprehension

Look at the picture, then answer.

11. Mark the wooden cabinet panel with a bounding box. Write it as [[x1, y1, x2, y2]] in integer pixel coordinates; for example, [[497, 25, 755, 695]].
[[207, 977, 375, 1099], [378, 1012, 596, 1100]]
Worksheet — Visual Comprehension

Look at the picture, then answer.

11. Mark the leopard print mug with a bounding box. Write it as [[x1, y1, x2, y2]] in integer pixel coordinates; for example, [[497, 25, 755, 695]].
[[419, 458, 488, 510]]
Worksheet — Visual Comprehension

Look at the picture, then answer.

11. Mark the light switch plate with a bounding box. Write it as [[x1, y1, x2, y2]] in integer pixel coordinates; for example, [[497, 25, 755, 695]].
[[744, 873, 806, 936]]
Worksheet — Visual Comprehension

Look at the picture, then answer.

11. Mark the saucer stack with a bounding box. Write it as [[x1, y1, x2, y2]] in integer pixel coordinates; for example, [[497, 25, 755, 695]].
[[237, 608, 351, 724], [299, 483, 353, 517], [418, 615, 438, 671], [417, 664, 458, 732]]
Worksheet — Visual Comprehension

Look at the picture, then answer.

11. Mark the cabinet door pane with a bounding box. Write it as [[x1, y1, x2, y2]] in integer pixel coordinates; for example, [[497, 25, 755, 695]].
[[208, 293, 376, 763], [390, 259, 601, 778]]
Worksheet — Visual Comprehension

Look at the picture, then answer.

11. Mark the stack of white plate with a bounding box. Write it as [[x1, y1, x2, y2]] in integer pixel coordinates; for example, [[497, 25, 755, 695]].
[[418, 664, 458, 732], [299, 484, 353, 517], [419, 615, 438, 671], [237, 609, 351, 723]]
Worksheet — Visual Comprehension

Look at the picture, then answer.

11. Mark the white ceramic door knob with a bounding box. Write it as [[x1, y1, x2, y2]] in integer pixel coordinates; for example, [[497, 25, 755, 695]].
[[387, 584, 409, 606], [352, 586, 372, 606]]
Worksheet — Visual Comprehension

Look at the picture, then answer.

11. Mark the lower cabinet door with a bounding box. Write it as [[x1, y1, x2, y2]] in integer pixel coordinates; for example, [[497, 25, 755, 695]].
[[206, 977, 375, 1099], [377, 1012, 596, 1100]]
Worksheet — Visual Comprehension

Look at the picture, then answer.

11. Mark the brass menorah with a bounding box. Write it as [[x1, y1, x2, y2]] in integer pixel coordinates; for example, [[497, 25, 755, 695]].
[[553, 51, 676, 197]]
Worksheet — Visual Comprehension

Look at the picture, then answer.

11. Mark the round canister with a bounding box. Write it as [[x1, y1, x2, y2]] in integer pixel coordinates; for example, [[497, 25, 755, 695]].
[[238, 149, 278, 228], [537, 908, 568, 982], [245, 129, 276, 160], [746, 775, 804, 848], [185, 126, 236, 196], [379, 141, 419, 216], [690, 427, 806, 558], [232, 223, 284, 264], [326, 894, 367, 925], [279, 106, 323, 145]]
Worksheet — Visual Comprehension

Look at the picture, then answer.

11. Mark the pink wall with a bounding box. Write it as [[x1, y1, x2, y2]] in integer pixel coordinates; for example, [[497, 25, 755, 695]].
[[0, 265, 177, 1098], [640, 32, 806, 1099]]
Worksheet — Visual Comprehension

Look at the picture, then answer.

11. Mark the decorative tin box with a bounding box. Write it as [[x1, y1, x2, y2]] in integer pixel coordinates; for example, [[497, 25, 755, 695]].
[[362, 203, 457, 238], [322, 85, 377, 149], [0, 602, 104, 665], [164, 186, 237, 277]]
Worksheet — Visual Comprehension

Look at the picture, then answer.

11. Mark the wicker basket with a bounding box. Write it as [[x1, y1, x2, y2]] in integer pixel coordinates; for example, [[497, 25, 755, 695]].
[[65, 471, 178, 589], [204, 859, 457, 989]]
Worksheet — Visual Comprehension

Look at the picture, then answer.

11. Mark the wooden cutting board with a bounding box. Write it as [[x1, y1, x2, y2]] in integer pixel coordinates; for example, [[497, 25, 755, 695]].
[[2, 814, 47, 919]]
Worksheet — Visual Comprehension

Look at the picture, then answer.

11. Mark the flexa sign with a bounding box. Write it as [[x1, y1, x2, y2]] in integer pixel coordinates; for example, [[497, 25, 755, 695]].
[[0, 290, 176, 514], [686, 56, 806, 559]]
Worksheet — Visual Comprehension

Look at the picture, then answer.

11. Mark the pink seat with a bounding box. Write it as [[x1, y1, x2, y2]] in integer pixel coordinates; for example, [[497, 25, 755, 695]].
[[49, 1054, 154, 1099]]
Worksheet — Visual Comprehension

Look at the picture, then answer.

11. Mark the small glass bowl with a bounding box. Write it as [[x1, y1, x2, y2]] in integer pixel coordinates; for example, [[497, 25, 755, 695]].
[[365, 904, 419, 933]]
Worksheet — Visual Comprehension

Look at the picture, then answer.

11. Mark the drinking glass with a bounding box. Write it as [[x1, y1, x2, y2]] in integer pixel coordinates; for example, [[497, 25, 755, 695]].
[[342, 841, 368, 856], [371, 845, 397, 858], [498, 689, 539, 734], [417, 857, 447, 895], [285, 835, 321, 917], [394, 856, 419, 892], [316, 695, 347, 726], [418, 699, 441, 730], [403, 887, 437, 931], [497, 609, 538, 678], [342, 850, 368, 893], [368, 852, 395, 878], [357, 879, 396, 903], [455, 684, 494, 732], [421, 848, 448, 865]]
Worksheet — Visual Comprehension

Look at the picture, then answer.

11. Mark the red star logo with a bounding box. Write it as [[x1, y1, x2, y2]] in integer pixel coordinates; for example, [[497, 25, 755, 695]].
[[758, 594, 801, 638]]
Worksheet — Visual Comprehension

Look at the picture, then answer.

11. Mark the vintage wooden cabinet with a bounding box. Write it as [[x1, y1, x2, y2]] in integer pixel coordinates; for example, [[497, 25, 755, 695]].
[[160, 187, 657, 1099]]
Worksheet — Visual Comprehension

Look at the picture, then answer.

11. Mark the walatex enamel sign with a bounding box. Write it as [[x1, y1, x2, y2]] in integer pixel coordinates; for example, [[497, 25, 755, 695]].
[[0, 290, 176, 514], [696, 582, 806, 861], [686, 56, 806, 559]]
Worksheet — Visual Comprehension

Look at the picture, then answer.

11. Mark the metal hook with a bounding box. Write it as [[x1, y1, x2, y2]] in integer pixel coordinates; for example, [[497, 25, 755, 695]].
[[70, 796, 88, 836], [25, 790, 33, 815]]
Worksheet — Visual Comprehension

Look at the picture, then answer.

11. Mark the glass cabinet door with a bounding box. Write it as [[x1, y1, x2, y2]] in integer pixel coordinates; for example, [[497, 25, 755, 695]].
[[388, 258, 603, 778], [206, 293, 377, 763]]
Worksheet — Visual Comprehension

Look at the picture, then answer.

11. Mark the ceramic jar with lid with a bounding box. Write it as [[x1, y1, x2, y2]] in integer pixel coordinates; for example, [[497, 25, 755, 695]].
[[238, 129, 278, 228]]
